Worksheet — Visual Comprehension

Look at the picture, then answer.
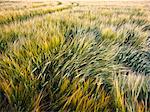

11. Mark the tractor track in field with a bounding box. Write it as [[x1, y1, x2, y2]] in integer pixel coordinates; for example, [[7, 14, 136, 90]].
[[0, 4, 78, 27]]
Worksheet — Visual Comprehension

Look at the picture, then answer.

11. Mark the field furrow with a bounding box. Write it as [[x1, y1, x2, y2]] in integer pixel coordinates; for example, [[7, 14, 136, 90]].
[[0, 3, 76, 25]]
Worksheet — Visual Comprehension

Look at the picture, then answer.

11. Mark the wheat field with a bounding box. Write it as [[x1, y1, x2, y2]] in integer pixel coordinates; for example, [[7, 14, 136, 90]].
[[0, 0, 149, 112]]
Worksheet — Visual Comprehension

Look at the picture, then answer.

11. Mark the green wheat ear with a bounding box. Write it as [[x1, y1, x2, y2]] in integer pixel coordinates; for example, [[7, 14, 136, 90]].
[[116, 48, 150, 75], [101, 28, 117, 40]]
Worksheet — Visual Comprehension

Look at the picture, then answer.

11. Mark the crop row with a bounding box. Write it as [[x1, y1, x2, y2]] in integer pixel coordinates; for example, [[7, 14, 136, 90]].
[[0, 4, 74, 25]]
